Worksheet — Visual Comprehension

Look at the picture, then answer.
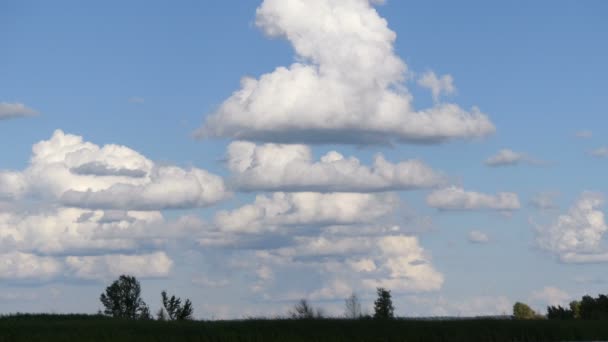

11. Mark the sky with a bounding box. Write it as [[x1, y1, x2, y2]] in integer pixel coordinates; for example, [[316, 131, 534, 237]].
[[1, 0, 607, 318]]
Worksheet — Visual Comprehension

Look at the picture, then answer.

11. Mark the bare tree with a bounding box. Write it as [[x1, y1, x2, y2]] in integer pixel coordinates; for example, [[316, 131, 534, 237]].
[[344, 292, 362, 319], [289, 299, 323, 319]]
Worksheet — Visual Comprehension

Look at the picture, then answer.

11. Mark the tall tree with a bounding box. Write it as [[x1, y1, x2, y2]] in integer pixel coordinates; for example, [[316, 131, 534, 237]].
[[345, 293, 362, 319], [373, 288, 394, 319], [99, 275, 149, 319], [161, 290, 194, 320]]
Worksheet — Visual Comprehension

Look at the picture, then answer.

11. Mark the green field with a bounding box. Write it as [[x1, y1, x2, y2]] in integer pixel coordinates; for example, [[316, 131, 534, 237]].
[[1, 315, 608, 342]]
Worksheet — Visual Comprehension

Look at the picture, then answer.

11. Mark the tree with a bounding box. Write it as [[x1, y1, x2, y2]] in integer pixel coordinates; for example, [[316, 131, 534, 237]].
[[345, 292, 363, 319], [512, 302, 537, 320], [569, 300, 581, 319], [547, 305, 573, 319], [161, 290, 194, 320], [373, 288, 394, 319], [289, 299, 323, 319], [99, 275, 149, 319]]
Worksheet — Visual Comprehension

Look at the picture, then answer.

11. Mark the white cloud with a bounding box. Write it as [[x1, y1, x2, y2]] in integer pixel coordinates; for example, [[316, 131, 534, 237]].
[[197, 0, 494, 145], [65, 251, 173, 280], [227, 141, 445, 192], [257, 234, 443, 295], [426, 186, 521, 211], [0, 130, 229, 210], [485, 149, 526, 167], [531, 286, 570, 307], [0, 102, 38, 120], [468, 230, 489, 244], [214, 192, 397, 233], [484, 149, 546, 167], [417, 71, 455, 102], [536, 192, 608, 263], [0, 252, 62, 280], [590, 147, 608, 158]]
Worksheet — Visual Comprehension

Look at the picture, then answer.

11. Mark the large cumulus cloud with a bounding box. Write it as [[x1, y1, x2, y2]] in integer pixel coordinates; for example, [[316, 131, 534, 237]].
[[0, 130, 229, 210], [197, 0, 494, 145]]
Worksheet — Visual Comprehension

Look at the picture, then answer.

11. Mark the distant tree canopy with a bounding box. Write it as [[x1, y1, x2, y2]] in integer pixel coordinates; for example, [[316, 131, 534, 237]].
[[100, 275, 150, 320], [512, 302, 537, 320], [160, 290, 193, 321], [547, 294, 608, 320], [373, 287, 394, 320]]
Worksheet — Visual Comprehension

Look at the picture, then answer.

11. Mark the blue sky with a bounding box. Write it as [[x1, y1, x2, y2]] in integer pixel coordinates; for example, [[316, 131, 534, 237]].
[[1, 0, 607, 318]]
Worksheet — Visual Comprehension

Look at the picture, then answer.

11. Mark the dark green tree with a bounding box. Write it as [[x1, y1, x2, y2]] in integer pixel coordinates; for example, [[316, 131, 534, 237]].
[[161, 290, 194, 320], [373, 287, 394, 319], [99, 275, 149, 319], [569, 300, 581, 319]]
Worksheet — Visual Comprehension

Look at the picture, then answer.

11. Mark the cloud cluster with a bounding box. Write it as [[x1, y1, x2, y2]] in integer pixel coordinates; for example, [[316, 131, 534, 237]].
[[536, 192, 607, 263], [198, 0, 494, 145], [0, 102, 38, 120], [0, 130, 226, 282], [0, 130, 229, 210], [251, 232, 443, 298], [214, 192, 397, 234], [426, 186, 521, 211], [227, 141, 445, 192]]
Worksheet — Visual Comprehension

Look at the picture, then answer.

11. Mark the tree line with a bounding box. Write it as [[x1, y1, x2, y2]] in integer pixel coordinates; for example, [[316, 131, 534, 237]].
[[513, 293, 608, 320], [99, 275, 396, 320]]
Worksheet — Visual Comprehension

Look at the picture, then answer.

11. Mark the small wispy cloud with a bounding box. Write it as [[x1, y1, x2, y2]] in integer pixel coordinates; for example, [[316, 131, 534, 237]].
[[417, 71, 456, 102], [485, 149, 546, 167], [468, 230, 489, 244], [590, 147, 608, 158], [0, 102, 38, 120]]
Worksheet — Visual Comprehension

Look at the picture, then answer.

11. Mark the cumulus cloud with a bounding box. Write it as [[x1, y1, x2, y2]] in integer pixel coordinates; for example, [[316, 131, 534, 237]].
[[468, 230, 489, 244], [590, 147, 608, 158], [65, 252, 173, 280], [197, 0, 494, 145], [255, 233, 443, 296], [0, 252, 62, 280], [426, 186, 521, 211], [214, 192, 397, 233], [0, 130, 229, 210], [0, 205, 208, 257], [227, 141, 445, 192], [417, 71, 455, 102], [536, 192, 608, 263], [0, 102, 38, 120]]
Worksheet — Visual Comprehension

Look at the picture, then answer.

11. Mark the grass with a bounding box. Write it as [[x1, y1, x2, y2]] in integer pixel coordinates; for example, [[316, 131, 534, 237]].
[[1, 314, 607, 341]]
